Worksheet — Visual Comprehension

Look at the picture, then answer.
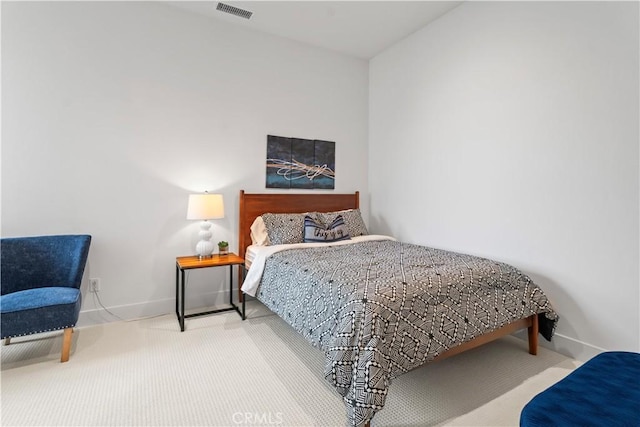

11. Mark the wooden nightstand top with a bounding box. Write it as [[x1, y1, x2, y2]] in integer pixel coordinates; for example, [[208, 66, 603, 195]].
[[176, 253, 244, 270]]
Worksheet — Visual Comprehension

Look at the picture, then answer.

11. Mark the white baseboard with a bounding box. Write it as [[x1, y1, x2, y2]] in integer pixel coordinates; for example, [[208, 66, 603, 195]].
[[78, 289, 233, 327], [78, 298, 174, 326], [512, 330, 606, 362]]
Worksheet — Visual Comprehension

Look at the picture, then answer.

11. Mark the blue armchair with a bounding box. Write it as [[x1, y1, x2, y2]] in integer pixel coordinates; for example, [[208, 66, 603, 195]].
[[1, 234, 91, 362]]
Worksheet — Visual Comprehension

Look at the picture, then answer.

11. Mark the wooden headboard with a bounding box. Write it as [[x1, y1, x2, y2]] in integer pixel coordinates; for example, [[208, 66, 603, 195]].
[[238, 190, 360, 262]]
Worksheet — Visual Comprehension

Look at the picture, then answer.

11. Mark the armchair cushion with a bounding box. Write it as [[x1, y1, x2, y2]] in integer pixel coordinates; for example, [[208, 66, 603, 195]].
[[0, 288, 81, 338], [1, 287, 80, 313]]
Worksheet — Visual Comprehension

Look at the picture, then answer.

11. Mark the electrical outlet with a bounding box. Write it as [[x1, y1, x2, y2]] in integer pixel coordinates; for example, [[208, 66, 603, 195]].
[[89, 278, 101, 292]]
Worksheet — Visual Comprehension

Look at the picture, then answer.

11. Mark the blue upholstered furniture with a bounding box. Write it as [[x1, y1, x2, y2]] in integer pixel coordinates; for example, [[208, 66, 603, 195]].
[[1, 234, 91, 362], [520, 351, 640, 427]]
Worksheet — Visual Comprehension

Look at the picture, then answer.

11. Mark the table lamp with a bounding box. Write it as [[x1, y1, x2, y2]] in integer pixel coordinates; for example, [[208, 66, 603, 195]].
[[186, 192, 225, 259]]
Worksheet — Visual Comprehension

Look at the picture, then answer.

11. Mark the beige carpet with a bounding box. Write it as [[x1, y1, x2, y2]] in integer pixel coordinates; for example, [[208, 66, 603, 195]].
[[1, 301, 579, 426]]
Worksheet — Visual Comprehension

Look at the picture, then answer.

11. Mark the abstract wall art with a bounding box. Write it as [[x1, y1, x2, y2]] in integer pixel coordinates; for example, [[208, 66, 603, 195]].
[[266, 135, 335, 189]]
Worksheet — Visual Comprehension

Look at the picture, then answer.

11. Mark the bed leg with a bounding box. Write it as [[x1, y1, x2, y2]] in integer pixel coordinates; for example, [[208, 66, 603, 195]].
[[528, 314, 538, 356]]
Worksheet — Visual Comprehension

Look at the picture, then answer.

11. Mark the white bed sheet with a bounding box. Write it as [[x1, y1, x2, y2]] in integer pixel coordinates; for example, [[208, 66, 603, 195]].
[[244, 245, 258, 270], [241, 235, 395, 297]]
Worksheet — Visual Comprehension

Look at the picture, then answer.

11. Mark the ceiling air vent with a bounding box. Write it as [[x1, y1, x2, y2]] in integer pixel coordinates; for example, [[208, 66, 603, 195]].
[[216, 2, 253, 20]]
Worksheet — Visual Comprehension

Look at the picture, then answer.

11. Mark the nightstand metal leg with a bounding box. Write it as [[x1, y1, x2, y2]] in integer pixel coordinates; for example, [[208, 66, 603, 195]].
[[180, 269, 186, 332], [229, 265, 233, 306], [175, 265, 179, 321]]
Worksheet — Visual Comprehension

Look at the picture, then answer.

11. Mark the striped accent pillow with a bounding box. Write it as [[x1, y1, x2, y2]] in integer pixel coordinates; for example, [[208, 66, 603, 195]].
[[303, 215, 351, 243]]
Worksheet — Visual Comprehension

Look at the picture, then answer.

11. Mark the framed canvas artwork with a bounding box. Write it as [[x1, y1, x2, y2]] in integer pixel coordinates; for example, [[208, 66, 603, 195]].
[[266, 135, 335, 189]]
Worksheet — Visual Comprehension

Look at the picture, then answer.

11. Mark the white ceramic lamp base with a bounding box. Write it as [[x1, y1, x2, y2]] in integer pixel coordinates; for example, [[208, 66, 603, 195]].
[[195, 220, 214, 259]]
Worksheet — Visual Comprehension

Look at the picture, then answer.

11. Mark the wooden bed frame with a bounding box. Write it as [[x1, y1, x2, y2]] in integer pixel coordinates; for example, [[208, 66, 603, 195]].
[[237, 190, 538, 426]]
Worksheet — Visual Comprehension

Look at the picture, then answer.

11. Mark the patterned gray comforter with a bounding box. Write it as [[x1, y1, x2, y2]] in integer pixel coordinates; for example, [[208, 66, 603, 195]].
[[255, 239, 558, 426]]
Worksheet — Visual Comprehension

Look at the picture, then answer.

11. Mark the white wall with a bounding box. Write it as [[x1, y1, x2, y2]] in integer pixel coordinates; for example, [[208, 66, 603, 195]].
[[2, 2, 369, 323], [369, 1, 639, 360]]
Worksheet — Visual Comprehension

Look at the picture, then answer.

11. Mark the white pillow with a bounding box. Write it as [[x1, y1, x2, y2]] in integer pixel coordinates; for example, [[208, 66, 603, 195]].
[[250, 216, 270, 246]]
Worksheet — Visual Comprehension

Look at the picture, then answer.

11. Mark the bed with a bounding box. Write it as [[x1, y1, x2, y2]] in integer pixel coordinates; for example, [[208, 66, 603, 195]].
[[238, 190, 558, 427]]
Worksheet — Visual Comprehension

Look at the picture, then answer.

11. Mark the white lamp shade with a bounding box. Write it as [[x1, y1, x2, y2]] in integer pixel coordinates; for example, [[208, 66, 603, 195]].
[[186, 194, 225, 220]]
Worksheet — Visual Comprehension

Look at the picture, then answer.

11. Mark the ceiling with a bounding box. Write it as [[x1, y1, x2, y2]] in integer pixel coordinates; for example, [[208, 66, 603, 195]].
[[167, 1, 463, 59]]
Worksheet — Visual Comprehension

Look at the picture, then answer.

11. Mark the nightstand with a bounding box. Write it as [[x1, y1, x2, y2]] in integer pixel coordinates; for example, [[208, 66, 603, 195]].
[[175, 253, 245, 332]]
